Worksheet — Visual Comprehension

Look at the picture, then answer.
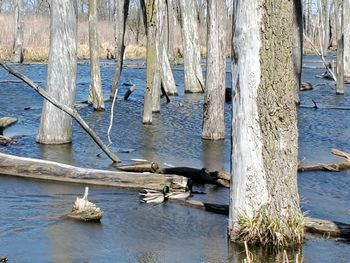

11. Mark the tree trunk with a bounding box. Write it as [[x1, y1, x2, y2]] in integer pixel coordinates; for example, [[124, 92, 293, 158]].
[[12, 0, 24, 63], [317, 0, 331, 53], [201, 0, 226, 140], [343, 0, 350, 81], [88, 0, 105, 110], [166, 0, 176, 62], [110, 0, 130, 99], [178, 0, 204, 93], [142, 0, 157, 124], [36, 0, 78, 144], [292, 0, 303, 104], [335, 0, 344, 94], [229, 0, 303, 246]]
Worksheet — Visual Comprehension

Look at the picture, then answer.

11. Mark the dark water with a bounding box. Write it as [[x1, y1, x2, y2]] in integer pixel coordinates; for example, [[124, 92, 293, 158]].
[[0, 55, 349, 262]]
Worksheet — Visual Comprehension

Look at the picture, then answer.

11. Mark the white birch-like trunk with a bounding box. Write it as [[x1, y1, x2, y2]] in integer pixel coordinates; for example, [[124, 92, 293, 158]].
[[335, 0, 344, 94], [110, 0, 130, 99], [88, 0, 104, 110], [229, 0, 302, 244], [201, 0, 226, 140], [317, 0, 331, 53], [36, 0, 78, 144], [12, 0, 24, 63], [178, 0, 204, 93], [344, 0, 350, 81]]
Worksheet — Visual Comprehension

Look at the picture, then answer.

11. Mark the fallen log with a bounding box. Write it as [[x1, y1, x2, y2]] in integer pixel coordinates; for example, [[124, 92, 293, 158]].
[[116, 162, 159, 173], [298, 148, 350, 172], [0, 152, 188, 191], [173, 199, 350, 239], [0, 117, 17, 134]]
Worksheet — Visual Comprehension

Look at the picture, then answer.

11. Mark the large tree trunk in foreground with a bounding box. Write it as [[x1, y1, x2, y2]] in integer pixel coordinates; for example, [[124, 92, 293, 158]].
[[110, 0, 130, 99], [229, 0, 303, 246], [12, 0, 24, 63], [344, 0, 350, 81], [36, 0, 78, 144], [178, 0, 204, 93], [0, 152, 187, 191], [88, 0, 105, 110], [201, 0, 226, 140], [335, 0, 344, 94], [142, 0, 157, 124]]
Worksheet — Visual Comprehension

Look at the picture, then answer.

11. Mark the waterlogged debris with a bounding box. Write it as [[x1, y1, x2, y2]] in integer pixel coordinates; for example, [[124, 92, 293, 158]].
[[62, 187, 103, 222]]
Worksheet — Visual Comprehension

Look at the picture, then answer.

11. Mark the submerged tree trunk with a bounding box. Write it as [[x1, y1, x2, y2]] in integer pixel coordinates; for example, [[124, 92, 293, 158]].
[[343, 0, 350, 81], [178, 0, 204, 93], [36, 0, 78, 144], [229, 0, 303, 246], [142, 0, 157, 124], [201, 0, 226, 140], [335, 0, 344, 94], [12, 0, 24, 63], [110, 0, 130, 99], [88, 0, 104, 110], [292, 0, 303, 104]]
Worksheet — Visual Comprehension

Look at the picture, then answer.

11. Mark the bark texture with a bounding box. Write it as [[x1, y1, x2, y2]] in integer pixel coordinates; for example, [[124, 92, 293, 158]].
[[12, 0, 24, 63], [230, 0, 302, 245], [36, 0, 78, 144], [142, 0, 157, 124], [110, 0, 130, 99], [201, 0, 226, 140], [343, 0, 350, 81], [178, 0, 204, 93], [335, 0, 344, 94], [88, 0, 105, 110], [317, 0, 331, 52]]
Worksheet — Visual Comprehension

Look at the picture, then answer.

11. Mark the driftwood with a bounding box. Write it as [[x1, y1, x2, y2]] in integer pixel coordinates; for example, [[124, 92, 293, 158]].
[[62, 187, 103, 222], [298, 148, 350, 172], [0, 152, 188, 191], [173, 199, 350, 239], [116, 162, 159, 173], [0, 117, 17, 134], [0, 62, 120, 163], [123, 84, 136, 100]]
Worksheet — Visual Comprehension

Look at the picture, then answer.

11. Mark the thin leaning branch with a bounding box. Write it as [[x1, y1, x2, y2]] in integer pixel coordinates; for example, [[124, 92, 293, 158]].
[[0, 61, 121, 163]]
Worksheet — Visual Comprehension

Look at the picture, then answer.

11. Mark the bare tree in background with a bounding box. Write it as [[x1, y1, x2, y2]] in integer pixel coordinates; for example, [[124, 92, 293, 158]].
[[317, 0, 331, 53], [37, 0, 78, 144], [229, 0, 303, 246], [88, 0, 104, 110], [12, 0, 24, 63], [335, 0, 344, 94], [344, 0, 350, 81], [178, 0, 204, 93], [201, 0, 226, 140], [110, 0, 130, 99]]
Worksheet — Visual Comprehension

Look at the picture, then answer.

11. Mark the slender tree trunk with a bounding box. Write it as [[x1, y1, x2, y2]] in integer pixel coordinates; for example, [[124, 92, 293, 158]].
[[12, 0, 24, 63], [36, 0, 78, 144], [178, 0, 204, 93], [335, 0, 344, 94], [88, 0, 104, 110], [142, 0, 157, 124], [344, 0, 350, 81], [292, 0, 303, 104], [229, 0, 303, 246], [201, 0, 226, 140], [110, 0, 130, 99], [317, 0, 331, 53]]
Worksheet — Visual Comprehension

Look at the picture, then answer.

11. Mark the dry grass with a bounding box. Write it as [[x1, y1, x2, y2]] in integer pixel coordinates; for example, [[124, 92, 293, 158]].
[[235, 212, 304, 247]]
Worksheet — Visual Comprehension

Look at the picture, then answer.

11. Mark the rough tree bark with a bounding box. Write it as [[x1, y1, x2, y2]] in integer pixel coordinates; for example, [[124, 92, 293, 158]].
[[201, 0, 226, 140], [229, 0, 303, 246], [335, 0, 344, 94], [178, 0, 204, 93], [317, 0, 331, 53], [142, 0, 157, 124], [292, 0, 303, 104], [88, 0, 105, 110], [110, 0, 130, 99], [36, 0, 78, 144], [12, 0, 24, 63], [343, 0, 350, 81]]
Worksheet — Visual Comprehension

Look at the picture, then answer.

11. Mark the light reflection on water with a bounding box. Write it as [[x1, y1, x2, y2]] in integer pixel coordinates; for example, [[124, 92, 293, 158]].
[[0, 55, 350, 262]]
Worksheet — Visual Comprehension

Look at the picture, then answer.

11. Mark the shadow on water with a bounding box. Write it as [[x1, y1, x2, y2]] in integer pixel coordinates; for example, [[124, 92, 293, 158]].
[[0, 56, 350, 262]]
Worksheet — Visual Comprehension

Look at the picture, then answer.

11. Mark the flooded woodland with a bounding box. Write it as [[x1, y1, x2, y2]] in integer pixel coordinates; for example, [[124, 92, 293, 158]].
[[0, 54, 350, 262]]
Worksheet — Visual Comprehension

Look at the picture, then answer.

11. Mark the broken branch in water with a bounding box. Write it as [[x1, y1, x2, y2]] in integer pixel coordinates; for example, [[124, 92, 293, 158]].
[[0, 61, 121, 163]]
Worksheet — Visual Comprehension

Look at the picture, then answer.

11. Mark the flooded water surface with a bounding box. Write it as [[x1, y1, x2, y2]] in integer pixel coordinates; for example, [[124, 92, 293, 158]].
[[0, 55, 350, 262]]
